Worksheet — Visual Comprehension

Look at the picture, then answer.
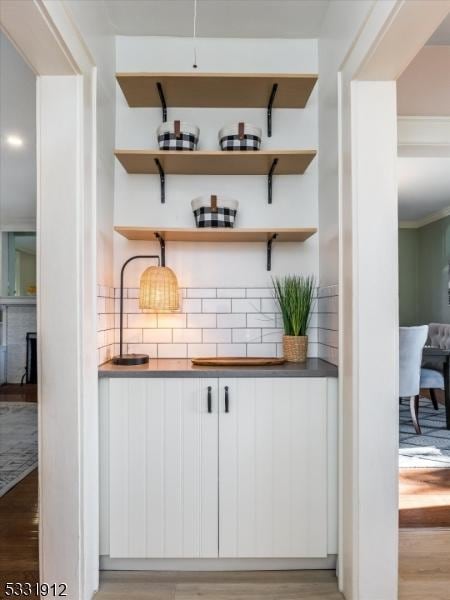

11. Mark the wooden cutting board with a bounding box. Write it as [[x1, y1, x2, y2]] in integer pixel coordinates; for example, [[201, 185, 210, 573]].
[[191, 357, 286, 367]]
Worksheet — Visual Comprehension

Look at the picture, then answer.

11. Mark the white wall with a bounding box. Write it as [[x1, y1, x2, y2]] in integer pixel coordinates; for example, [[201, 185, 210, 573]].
[[65, 0, 116, 288], [318, 0, 374, 287], [0, 31, 36, 230], [114, 37, 319, 289]]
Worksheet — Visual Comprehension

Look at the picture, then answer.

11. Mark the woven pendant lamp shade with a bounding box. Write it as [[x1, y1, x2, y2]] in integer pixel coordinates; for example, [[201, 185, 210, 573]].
[[139, 266, 179, 311]]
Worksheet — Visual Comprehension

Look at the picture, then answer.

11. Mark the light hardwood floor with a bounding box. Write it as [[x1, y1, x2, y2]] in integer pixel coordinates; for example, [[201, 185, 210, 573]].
[[399, 468, 450, 528], [94, 570, 344, 600], [95, 529, 450, 600], [399, 529, 450, 600]]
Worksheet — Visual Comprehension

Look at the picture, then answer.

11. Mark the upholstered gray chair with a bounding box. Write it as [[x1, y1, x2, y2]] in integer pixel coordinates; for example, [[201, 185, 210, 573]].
[[420, 323, 449, 410], [399, 326, 429, 435]]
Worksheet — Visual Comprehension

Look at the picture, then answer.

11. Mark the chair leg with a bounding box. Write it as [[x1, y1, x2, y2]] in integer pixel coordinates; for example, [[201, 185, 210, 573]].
[[410, 395, 422, 435], [430, 388, 439, 411]]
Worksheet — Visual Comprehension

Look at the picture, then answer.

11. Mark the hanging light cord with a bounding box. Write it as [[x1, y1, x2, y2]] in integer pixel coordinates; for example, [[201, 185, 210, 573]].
[[192, 0, 198, 68]]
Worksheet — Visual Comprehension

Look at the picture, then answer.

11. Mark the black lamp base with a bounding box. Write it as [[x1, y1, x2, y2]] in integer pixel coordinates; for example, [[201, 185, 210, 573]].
[[112, 353, 149, 366]]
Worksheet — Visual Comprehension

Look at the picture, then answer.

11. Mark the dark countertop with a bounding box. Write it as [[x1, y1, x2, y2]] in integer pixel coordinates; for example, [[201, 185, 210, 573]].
[[98, 358, 338, 378]]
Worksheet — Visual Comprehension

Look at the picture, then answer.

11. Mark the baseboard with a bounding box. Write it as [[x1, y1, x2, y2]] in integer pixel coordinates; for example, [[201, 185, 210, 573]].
[[100, 556, 337, 571]]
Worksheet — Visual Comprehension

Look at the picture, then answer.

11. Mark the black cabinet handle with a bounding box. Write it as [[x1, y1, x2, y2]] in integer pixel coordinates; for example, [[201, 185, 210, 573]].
[[207, 386, 212, 413], [224, 386, 229, 413]]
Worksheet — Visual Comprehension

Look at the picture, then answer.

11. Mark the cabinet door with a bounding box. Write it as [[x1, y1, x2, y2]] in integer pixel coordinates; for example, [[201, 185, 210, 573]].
[[109, 378, 218, 558], [218, 377, 328, 558]]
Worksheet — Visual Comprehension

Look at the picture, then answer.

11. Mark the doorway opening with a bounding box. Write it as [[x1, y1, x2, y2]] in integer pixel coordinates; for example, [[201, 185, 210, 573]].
[[0, 30, 39, 587], [397, 15, 450, 530]]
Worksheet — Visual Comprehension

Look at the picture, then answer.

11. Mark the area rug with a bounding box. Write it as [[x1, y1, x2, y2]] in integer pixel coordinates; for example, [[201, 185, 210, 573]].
[[0, 401, 38, 496], [399, 399, 450, 468]]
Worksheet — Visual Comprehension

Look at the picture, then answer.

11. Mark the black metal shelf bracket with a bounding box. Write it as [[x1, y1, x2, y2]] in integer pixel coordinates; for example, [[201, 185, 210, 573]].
[[267, 83, 278, 137], [154, 158, 165, 204], [154, 233, 166, 266], [267, 234, 277, 271], [156, 82, 167, 122], [268, 158, 279, 204]]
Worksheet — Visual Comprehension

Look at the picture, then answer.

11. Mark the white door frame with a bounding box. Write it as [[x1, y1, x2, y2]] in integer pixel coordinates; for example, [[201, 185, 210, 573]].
[[0, 1, 98, 598], [338, 2, 450, 599]]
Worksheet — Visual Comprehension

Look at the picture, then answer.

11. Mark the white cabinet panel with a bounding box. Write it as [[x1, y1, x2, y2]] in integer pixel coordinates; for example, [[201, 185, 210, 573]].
[[218, 378, 328, 558], [109, 378, 218, 558]]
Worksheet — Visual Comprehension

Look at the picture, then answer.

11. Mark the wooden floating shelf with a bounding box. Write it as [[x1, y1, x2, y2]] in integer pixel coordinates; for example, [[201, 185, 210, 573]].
[[114, 227, 317, 243], [115, 150, 316, 175], [116, 72, 318, 109]]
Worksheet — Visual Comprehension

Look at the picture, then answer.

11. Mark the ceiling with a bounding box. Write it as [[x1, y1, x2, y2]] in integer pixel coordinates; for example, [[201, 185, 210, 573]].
[[398, 157, 450, 222], [103, 0, 329, 38], [427, 12, 450, 45], [397, 46, 450, 116]]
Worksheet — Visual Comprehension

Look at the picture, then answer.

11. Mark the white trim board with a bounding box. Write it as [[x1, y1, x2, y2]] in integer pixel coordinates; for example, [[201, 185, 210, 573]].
[[400, 205, 450, 229], [100, 556, 337, 572]]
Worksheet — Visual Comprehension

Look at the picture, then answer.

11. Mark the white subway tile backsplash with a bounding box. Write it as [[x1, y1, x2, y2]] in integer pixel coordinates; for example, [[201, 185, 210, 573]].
[[98, 286, 336, 365], [127, 313, 157, 328], [318, 312, 338, 331], [98, 313, 107, 332], [97, 331, 106, 348], [261, 328, 283, 343], [173, 329, 202, 343], [247, 343, 277, 357], [187, 288, 216, 298], [217, 313, 246, 328], [158, 344, 187, 358], [307, 342, 319, 358], [306, 327, 319, 343], [203, 329, 231, 343], [188, 313, 217, 328], [318, 284, 339, 298], [232, 298, 261, 313], [318, 329, 338, 348], [217, 288, 246, 298], [261, 298, 279, 313], [217, 344, 246, 357], [203, 299, 231, 313], [97, 297, 106, 314], [123, 329, 143, 343], [188, 344, 217, 358], [157, 313, 187, 328], [122, 298, 140, 313], [233, 328, 262, 343], [181, 299, 202, 313], [247, 313, 277, 328], [246, 288, 273, 298], [127, 343, 158, 358], [143, 329, 172, 343], [317, 296, 338, 314]]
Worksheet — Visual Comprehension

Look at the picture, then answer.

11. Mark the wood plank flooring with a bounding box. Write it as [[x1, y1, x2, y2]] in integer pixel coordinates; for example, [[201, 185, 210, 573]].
[[0, 383, 37, 403], [399, 468, 450, 528], [94, 570, 343, 600], [0, 470, 39, 592], [399, 529, 450, 600]]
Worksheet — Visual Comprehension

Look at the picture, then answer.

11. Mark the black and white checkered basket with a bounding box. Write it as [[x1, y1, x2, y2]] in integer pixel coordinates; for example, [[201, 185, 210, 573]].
[[191, 195, 238, 228], [219, 122, 262, 151], [157, 120, 199, 151]]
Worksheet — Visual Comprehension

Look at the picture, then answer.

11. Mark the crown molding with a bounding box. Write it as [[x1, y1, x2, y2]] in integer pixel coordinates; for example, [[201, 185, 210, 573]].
[[398, 116, 450, 157], [399, 205, 450, 229]]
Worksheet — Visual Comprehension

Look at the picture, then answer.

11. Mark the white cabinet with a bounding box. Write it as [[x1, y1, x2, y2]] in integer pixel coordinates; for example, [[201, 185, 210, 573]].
[[102, 376, 337, 561], [218, 378, 328, 558], [109, 378, 218, 558]]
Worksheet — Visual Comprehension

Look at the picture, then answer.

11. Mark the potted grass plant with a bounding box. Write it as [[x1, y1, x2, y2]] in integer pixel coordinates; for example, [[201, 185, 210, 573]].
[[273, 275, 315, 363]]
